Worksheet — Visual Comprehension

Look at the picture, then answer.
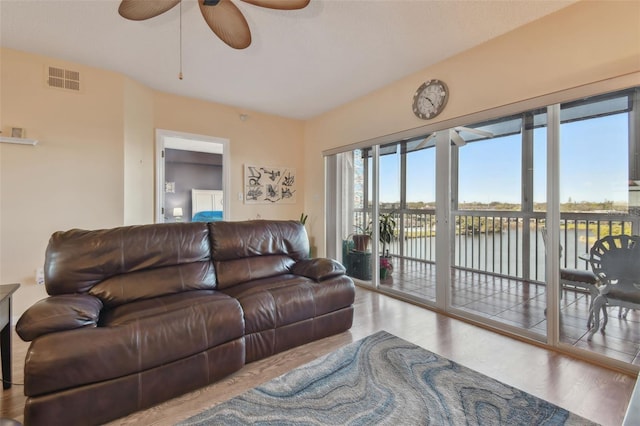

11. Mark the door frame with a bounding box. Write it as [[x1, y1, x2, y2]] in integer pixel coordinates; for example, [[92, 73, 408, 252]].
[[155, 129, 230, 223]]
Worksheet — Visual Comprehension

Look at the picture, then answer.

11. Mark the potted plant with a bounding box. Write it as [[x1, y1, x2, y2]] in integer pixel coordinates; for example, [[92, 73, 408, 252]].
[[380, 255, 393, 280], [377, 212, 397, 277], [352, 223, 372, 252], [378, 212, 397, 257], [299, 213, 308, 225]]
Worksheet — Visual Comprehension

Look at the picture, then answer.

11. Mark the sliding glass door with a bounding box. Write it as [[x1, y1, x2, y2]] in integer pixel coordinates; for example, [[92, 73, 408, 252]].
[[402, 138, 437, 301], [326, 85, 640, 369], [449, 110, 548, 339], [556, 89, 639, 364]]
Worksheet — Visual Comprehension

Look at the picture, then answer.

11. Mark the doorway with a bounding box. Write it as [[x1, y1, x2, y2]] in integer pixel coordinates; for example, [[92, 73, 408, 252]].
[[155, 129, 230, 223]]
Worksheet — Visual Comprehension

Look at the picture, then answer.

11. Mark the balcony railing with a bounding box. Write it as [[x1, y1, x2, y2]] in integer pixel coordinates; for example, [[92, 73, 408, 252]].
[[352, 209, 639, 283]]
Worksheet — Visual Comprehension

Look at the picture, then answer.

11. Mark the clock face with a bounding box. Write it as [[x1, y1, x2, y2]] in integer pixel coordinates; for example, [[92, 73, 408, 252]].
[[412, 79, 449, 120]]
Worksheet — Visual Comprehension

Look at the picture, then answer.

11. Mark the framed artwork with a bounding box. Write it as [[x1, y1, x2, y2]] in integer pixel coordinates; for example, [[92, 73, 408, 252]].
[[244, 165, 296, 204]]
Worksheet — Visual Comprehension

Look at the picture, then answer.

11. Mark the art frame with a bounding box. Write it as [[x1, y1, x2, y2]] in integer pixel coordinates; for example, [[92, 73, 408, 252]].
[[244, 164, 296, 204]]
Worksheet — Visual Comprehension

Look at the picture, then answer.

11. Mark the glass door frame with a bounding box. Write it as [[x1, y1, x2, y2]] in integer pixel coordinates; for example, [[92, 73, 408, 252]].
[[323, 74, 640, 373]]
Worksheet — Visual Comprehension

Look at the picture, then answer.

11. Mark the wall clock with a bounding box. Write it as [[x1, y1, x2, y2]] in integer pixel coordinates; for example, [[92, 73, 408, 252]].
[[412, 79, 449, 120]]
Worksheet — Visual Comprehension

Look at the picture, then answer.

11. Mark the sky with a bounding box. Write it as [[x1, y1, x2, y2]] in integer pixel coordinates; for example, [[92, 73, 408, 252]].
[[379, 113, 629, 205]]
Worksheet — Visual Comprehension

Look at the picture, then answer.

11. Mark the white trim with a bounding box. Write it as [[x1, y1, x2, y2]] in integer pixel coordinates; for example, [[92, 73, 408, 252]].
[[155, 131, 165, 223], [546, 104, 561, 344], [324, 155, 339, 259], [435, 130, 451, 310], [372, 145, 380, 287]]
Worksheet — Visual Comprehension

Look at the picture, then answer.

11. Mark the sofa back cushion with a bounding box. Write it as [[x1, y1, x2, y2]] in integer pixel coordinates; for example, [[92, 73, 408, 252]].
[[89, 261, 216, 308], [45, 223, 215, 301], [209, 220, 309, 289]]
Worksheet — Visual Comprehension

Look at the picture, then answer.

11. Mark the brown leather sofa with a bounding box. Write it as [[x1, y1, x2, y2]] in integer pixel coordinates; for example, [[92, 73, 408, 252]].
[[16, 220, 355, 425]]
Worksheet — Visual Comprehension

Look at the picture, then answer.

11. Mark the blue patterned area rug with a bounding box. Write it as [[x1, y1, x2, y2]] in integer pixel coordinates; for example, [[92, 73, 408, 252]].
[[177, 331, 597, 425]]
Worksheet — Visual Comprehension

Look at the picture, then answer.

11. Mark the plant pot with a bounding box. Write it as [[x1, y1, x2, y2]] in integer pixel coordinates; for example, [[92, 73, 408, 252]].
[[352, 234, 371, 252], [380, 256, 393, 279], [380, 267, 390, 280]]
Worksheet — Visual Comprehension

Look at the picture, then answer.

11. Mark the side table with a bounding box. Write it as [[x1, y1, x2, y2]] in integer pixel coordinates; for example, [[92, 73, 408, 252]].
[[1, 283, 20, 389]]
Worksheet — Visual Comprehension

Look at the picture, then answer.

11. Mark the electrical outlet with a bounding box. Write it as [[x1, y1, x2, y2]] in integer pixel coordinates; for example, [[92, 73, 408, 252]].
[[35, 267, 45, 285]]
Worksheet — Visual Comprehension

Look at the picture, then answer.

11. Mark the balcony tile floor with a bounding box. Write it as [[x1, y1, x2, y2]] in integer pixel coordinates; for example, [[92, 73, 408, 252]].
[[369, 258, 640, 366]]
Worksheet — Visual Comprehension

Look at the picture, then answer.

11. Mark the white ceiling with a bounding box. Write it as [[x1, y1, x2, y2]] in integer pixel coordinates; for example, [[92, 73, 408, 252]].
[[1, 0, 576, 120]]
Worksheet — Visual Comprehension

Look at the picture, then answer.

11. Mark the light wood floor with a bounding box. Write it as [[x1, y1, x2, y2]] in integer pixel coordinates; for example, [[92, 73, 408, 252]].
[[1, 286, 637, 425]]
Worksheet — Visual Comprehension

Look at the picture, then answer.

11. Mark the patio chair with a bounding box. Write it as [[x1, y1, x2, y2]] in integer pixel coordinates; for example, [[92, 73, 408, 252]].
[[541, 228, 602, 328], [587, 234, 640, 341]]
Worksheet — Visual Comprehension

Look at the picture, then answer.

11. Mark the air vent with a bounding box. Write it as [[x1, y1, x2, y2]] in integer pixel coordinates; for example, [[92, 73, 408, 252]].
[[46, 66, 81, 92]]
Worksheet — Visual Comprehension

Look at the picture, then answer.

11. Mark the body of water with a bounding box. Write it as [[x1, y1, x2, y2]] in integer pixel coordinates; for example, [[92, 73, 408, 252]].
[[389, 228, 595, 281]]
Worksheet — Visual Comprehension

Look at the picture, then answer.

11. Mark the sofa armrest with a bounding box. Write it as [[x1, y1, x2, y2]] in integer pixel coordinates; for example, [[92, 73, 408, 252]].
[[16, 294, 103, 341], [290, 258, 346, 282]]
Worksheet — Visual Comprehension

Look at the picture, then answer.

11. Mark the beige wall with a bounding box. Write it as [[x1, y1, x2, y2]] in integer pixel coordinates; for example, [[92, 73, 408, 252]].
[[123, 78, 155, 225], [0, 49, 305, 317], [303, 0, 640, 256], [1, 48, 126, 315]]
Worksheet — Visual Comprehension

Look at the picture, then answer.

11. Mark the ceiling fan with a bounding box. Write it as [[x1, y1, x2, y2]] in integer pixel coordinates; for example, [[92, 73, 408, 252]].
[[118, 0, 310, 50], [415, 126, 494, 150]]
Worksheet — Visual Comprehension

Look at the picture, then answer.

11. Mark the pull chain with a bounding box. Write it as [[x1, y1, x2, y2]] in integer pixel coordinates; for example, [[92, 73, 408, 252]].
[[179, 0, 183, 80]]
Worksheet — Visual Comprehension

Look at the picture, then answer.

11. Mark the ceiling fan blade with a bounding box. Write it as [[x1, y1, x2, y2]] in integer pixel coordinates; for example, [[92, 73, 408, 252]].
[[414, 133, 436, 150], [118, 0, 180, 20], [240, 0, 310, 10], [451, 130, 467, 147], [454, 126, 494, 138], [200, 0, 251, 49]]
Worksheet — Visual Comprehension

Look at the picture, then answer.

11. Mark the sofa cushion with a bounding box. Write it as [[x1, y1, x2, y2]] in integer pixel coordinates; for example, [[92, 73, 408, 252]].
[[209, 220, 309, 260], [16, 294, 103, 341], [24, 290, 244, 397], [209, 220, 309, 289], [290, 258, 346, 281], [213, 255, 295, 289], [90, 261, 216, 308], [99, 289, 235, 326], [221, 274, 355, 334], [45, 222, 211, 295]]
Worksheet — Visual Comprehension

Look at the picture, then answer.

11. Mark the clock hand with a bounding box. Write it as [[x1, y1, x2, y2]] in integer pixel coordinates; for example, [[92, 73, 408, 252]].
[[425, 96, 435, 107]]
